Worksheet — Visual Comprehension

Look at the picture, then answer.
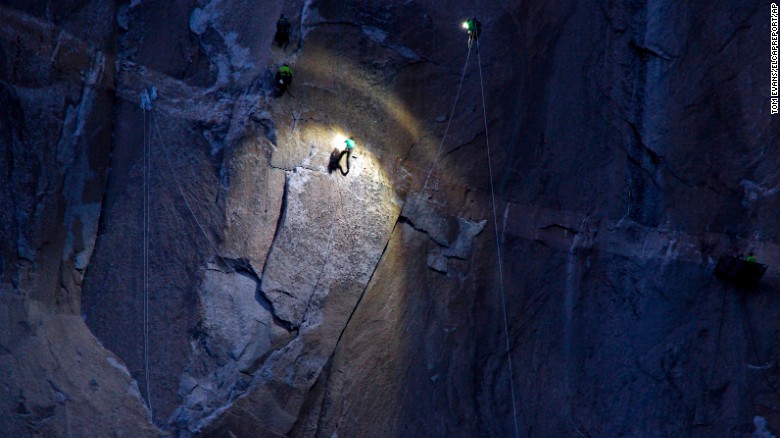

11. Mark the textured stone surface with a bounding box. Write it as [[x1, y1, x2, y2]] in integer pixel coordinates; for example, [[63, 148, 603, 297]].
[[196, 142, 401, 435], [260, 164, 400, 328], [0, 1, 159, 435], [0, 297, 158, 436], [291, 220, 492, 437], [222, 135, 286, 274], [171, 268, 293, 428]]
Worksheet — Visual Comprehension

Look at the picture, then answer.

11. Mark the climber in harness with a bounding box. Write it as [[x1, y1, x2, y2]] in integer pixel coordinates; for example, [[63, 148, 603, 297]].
[[275, 64, 293, 96], [462, 17, 481, 48], [337, 136, 355, 176], [275, 14, 291, 49]]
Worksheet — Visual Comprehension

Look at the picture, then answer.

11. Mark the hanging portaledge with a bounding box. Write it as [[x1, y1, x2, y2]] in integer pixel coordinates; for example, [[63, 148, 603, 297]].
[[714, 255, 768, 286]]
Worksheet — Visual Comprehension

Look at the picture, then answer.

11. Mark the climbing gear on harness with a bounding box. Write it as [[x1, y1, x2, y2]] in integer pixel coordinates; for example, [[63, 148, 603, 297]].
[[140, 89, 152, 110], [276, 64, 293, 96], [336, 137, 354, 175], [464, 17, 481, 48], [140, 85, 158, 110], [337, 149, 351, 176]]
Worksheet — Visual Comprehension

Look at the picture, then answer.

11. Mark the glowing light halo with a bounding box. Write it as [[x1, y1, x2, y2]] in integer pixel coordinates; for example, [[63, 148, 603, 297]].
[[332, 132, 347, 150], [281, 45, 459, 192]]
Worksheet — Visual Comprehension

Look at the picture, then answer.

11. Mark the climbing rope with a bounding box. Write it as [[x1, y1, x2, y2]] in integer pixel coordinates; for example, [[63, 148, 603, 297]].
[[337, 0, 349, 136], [140, 13, 153, 412], [477, 39, 521, 438], [414, 27, 521, 435], [150, 107, 234, 272], [419, 43, 473, 199], [137, 89, 243, 421], [151, 107, 231, 269], [141, 104, 154, 419], [301, 185, 338, 323], [331, 0, 357, 242]]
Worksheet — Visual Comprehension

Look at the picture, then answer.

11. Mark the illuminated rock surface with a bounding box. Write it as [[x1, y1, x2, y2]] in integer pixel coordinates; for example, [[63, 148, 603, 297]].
[[1, 0, 778, 437]]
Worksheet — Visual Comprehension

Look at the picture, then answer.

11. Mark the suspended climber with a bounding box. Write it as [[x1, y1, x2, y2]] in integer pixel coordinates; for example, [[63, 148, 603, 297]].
[[337, 136, 355, 176], [275, 63, 293, 96], [462, 17, 481, 48], [275, 14, 291, 49]]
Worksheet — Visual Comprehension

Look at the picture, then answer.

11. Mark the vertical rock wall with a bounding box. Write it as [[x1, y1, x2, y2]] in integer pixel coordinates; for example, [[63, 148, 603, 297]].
[[0, 1, 158, 436], [1, 0, 778, 437]]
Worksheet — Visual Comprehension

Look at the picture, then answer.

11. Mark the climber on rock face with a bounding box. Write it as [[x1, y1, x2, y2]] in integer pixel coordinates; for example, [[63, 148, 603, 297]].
[[275, 64, 293, 96], [463, 17, 481, 48], [337, 136, 355, 176], [275, 14, 291, 49], [746, 252, 758, 263]]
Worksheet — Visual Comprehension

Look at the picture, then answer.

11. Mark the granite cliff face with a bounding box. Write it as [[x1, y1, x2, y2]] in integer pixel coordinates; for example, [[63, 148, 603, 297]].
[[1, 0, 779, 436]]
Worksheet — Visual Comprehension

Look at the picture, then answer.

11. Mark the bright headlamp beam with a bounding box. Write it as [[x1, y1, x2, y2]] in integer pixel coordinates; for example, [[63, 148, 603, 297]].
[[333, 132, 347, 149]]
